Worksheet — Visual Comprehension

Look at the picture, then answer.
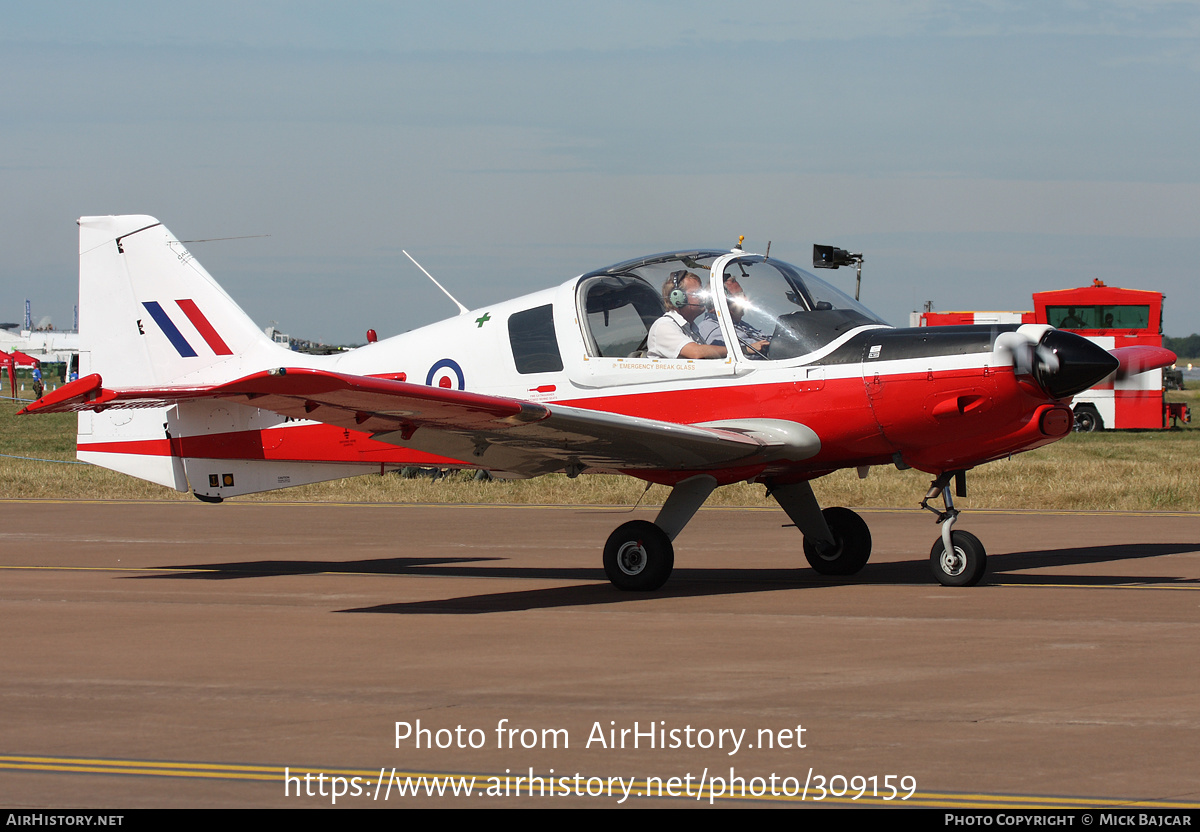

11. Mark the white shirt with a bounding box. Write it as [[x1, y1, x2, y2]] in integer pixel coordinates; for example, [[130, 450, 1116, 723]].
[[647, 309, 701, 359]]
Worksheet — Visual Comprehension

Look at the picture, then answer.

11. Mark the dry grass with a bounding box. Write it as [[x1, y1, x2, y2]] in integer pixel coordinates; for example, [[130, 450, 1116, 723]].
[[2, 391, 1198, 512]]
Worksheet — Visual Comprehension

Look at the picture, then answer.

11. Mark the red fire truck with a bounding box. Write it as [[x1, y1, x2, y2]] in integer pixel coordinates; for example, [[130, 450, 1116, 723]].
[[912, 280, 1186, 430]]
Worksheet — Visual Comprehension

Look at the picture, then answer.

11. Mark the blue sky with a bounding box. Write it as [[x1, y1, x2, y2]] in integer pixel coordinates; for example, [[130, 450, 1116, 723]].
[[3, 1, 1198, 341]]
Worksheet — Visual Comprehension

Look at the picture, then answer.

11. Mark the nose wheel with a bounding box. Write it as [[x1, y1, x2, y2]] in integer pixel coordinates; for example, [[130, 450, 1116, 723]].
[[929, 529, 987, 587], [921, 471, 987, 587]]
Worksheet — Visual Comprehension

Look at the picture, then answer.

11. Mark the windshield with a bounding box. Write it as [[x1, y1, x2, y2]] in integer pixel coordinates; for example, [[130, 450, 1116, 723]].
[[714, 256, 887, 360]]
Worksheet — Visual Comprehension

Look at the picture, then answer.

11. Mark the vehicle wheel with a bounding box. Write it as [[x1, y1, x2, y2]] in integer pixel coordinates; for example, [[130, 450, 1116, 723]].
[[930, 530, 987, 587], [1073, 405, 1103, 432], [802, 507, 872, 575], [603, 520, 674, 591]]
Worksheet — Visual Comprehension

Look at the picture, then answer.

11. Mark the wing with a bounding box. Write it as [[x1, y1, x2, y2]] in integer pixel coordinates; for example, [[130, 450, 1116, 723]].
[[22, 370, 821, 477]]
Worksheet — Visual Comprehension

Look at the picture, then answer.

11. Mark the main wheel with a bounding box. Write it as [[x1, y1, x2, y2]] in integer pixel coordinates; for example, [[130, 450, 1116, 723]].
[[802, 507, 872, 575], [930, 530, 987, 587], [603, 520, 674, 591]]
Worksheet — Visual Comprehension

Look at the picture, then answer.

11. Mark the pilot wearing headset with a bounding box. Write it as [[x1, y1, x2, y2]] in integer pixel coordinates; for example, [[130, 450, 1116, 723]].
[[646, 270, 728, 360], [697, 276, 771, 358]]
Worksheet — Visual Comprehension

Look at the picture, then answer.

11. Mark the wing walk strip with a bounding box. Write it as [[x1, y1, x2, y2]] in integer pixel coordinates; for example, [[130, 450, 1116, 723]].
[[1, 756, 1197, 808]]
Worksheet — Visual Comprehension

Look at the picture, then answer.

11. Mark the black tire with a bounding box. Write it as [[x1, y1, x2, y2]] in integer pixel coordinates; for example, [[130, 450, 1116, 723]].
[[603, 520, 674, 591], [1073, 405, 1103, 432], [802, 507, 872, 575], [930, 530, 987, 587]]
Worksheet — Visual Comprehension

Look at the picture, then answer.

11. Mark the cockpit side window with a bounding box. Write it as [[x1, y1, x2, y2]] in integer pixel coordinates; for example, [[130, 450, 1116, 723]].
[[508, 305, 563, 374], [578, 276, 664, 357]]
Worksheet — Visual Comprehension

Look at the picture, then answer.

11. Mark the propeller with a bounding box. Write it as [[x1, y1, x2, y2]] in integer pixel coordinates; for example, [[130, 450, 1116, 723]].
[[994, 325, 1051, 379], [995, 325, 1119, 399]]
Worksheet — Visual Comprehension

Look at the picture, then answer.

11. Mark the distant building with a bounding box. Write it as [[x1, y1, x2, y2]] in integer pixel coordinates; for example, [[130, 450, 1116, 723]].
[[264, 324, 293, 349], [0, 324, 78, 365]]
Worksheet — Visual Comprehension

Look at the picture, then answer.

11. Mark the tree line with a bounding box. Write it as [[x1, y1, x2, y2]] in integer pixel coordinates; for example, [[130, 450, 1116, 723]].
[[1165, 334, 1200, 359]]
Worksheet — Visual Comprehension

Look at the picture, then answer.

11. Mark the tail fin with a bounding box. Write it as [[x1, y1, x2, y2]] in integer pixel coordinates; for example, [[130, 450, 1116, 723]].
[[78, 215, 286, 386], [76, 216, 291, 492]]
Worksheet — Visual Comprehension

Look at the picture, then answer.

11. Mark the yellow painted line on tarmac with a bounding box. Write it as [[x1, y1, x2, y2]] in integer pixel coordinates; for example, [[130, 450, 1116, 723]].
[[0, 497, 1198, 518], [0, 498, 194, 506], [4, 563, 1197, 593], [3, 754, 1199, 808], [846, 507, 1200, 519], [992, 581, 1200, 591], [0, 564, 173, 573], [0, 564, 374, 578], [0, 754, 280, 781]]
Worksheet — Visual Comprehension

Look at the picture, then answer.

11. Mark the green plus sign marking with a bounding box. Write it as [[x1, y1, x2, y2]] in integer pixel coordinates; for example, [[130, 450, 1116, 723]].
[[475, 313, 491, 327]]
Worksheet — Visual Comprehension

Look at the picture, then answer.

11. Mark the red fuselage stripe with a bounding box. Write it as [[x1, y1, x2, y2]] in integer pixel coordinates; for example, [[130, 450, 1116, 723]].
[[77, 366, 1055, 480], [80, 429, 461, 466]]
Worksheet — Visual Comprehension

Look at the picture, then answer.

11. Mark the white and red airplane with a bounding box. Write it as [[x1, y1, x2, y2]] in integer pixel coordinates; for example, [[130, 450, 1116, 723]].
[[23, 216, 1171, 590]]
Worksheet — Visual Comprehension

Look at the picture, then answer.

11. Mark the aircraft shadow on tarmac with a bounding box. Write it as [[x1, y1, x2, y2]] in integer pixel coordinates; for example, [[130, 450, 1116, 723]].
[[130, 542, 1200, 615]]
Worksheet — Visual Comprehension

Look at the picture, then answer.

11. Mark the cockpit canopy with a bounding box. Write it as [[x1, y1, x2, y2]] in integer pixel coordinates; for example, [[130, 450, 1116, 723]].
[[576, 250, 887, 361]]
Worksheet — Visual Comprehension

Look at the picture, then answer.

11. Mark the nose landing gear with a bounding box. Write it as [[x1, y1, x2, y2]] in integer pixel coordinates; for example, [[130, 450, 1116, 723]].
[[930, 529, 986, 587], [921, 471, 987, 587]]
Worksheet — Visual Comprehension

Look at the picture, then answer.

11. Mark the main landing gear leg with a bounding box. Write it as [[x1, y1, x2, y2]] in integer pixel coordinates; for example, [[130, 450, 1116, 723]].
[[921, 471, 987, 587], [772, 481, 872, 576], [603, 474, 717, 591]]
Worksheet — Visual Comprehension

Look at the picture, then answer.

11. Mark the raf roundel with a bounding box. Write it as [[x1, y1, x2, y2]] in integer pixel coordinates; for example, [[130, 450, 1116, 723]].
[[425, 358, 465, 390]]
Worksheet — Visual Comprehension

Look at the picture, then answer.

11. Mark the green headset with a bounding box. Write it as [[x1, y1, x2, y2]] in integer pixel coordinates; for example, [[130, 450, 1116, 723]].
[[668, 270, 695, 309]]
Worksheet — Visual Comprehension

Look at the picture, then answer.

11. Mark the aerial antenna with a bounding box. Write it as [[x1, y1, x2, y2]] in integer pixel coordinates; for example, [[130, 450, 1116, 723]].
[[402, 250, 469, 315], [179, 234, 271, 243]]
